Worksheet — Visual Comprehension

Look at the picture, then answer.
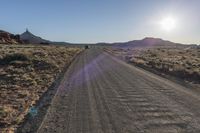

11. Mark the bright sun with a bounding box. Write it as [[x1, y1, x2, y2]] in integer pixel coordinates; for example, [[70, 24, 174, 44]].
[[160, 16, 176, 32]]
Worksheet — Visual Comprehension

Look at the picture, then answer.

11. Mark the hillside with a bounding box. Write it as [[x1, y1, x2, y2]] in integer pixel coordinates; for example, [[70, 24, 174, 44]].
[[0, 30, 22, 44], [114, 37, 184, 48], [20, 29, 50, 44]]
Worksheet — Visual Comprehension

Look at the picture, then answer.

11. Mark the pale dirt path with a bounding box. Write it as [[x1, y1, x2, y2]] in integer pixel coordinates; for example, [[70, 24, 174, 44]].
[[37, 48, 200, 133]]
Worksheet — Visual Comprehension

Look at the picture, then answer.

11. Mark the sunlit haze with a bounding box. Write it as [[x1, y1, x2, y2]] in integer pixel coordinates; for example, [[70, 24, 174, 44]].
[[160, 16, 176, 32], [0, 0, 199, 44]]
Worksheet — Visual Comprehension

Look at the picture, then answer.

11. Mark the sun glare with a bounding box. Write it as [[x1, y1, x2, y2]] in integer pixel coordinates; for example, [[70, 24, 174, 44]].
[[160, 16, 176, 32]]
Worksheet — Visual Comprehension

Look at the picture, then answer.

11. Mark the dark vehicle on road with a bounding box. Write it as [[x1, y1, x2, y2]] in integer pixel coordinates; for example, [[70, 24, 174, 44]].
[[85, 45, 89, 49]]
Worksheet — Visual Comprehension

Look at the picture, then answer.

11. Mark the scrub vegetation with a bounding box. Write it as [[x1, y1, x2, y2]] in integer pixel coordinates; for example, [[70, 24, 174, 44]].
[[106, 46, 200, 83], [0, 44, 82, 132]]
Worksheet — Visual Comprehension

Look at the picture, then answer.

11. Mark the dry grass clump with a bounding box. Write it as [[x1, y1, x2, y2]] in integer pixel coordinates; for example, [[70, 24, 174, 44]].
[[0, 44, 82, 132]]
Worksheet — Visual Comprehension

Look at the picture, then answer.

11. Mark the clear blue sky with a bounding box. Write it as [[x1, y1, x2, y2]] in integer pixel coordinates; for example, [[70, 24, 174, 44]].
[[0, 0, 199, 44]]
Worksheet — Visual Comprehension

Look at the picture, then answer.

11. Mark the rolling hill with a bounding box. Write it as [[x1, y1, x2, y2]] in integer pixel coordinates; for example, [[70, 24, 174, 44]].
[[113, 37, 184, 48]]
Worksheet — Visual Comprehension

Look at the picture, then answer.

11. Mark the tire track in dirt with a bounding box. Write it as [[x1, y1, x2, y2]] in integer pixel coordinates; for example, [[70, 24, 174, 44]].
[[37, 48, 200, 133]]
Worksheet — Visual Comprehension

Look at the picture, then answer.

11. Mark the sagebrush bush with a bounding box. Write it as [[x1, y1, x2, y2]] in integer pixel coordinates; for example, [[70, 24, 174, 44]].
[[0, 107, 8, 118], [0, 53, 29, 65]]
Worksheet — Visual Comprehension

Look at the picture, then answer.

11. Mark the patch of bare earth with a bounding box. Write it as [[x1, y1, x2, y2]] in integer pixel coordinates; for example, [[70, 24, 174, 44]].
[[0, 44, 82, 132]]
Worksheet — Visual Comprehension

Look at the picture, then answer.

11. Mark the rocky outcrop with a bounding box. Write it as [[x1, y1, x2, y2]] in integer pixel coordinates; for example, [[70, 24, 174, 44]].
[[0, 30, 23, 44], [20, 29, 50, 44]]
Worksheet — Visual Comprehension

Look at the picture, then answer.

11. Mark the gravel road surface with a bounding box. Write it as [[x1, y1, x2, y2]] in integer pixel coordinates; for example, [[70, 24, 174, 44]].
[[37, 48, 200, 133]]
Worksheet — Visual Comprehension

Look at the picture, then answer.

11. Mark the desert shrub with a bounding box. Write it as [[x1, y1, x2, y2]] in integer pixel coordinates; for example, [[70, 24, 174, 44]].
[[191, 53, 196, 56], [32, 59, 57, 71], [185, 61, 192, 66], [186, 66, 191, 69], [192, 71, 200, 81], [125, 55, 132, 61], [181, 56, 186, 60], [0, 53, 29, 65], [172, 69, 186, 78], [9, 61, 30, 68], [33, 51, 47, 57], [0, 107, 8, 118], [168, 53, 172, 56], [161, 49, 165, 52], [150, 53, 157, 57], [147, 60, 154, 66]]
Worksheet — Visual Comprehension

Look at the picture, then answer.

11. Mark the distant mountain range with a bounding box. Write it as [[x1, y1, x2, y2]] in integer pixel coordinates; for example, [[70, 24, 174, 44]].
[[0, 29, 198, 48]]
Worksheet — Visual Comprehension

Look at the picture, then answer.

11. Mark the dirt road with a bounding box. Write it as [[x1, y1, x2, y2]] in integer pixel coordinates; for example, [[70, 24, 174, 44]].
[[37, 48, 200, 133]]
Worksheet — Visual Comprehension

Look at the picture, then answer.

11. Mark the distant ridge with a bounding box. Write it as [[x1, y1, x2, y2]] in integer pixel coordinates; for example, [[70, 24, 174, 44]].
[[113, 37, 185, 48]]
